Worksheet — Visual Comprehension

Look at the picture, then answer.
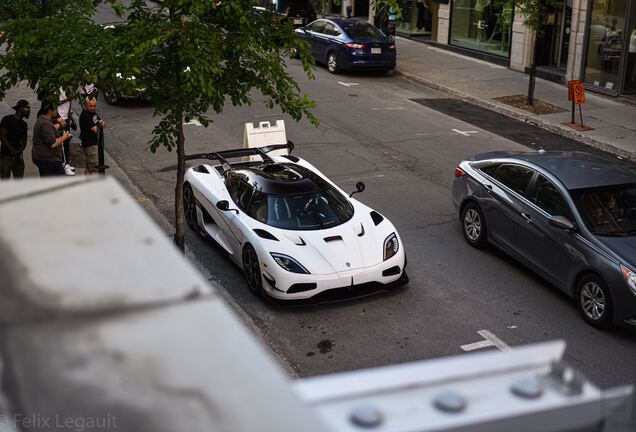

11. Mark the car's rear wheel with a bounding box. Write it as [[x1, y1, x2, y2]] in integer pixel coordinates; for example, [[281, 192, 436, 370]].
[[577, 274, 612, 329], [242, 244, 263, 296], [461, 202, 487, 248], [183, 183, 197, 230], [327, 52, 339, 74], [103, 88, 119, 105]]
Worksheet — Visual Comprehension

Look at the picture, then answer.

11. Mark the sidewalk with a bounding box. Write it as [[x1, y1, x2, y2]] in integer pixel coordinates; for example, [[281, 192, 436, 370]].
[[395, 37, 636, 161]]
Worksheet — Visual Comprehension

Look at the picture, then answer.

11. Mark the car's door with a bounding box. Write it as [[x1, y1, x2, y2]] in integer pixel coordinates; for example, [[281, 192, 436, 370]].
[[317, 22, 341, 61], [480, 163, 535, 255], [213, 178, 250, 258], [303, 20, 326, 59], [515, 173, 578, 288]]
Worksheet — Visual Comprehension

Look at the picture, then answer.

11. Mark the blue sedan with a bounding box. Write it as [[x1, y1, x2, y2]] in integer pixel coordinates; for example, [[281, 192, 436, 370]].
[[294, 18, 396, 74]]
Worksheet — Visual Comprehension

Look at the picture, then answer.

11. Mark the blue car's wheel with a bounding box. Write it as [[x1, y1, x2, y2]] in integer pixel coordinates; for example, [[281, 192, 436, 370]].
[[327, 52, 339, 74]]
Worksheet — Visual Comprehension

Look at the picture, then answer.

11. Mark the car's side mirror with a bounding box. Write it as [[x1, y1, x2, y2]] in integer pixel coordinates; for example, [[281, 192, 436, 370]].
[[216, 200, 239, 215], [548, 215, 576, 231], [295, 27, 306, 34], [349, 181, 366, 198]]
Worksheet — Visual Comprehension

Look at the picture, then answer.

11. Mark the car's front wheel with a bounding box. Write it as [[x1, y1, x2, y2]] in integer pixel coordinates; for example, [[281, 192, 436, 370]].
[[461, 202, 488, 248], [183, 183, 197, 231], [327, 52, 339, 74], [242, 244, 263, 296], [577, 274, 612, 329]]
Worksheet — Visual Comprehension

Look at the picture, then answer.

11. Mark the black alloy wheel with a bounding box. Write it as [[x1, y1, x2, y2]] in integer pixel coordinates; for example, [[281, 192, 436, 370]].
[[242, 244, 263, 296], [461, 202, 488, 248], [577, 274, 612, 329], [183, 184, 197, 230], [327, 52, 339, 74]]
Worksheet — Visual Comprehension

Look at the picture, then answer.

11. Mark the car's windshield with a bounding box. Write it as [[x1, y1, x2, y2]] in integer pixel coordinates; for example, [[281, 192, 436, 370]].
[[247, 186, 354, 231], [571, 183, 636, 236], [342, 23, 385, 39]]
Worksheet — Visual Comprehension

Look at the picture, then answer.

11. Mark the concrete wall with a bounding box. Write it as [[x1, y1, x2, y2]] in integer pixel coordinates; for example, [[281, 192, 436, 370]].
[[566, 0, 589, 81], [437, 2, 450, 44], [509, 12, 534, 72]]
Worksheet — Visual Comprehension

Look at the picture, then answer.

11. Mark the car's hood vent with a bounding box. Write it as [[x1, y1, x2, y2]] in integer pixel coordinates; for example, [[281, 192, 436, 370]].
[[324, 235, 343, 243], [370, 211, 384, 226], [254, 229, 279, 241]]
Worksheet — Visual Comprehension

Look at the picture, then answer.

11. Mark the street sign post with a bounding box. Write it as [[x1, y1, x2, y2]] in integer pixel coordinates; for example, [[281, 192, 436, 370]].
[[564, 80, 593, 131]]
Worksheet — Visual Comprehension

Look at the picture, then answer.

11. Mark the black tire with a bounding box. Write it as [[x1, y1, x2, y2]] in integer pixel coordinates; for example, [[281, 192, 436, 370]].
[[242, 244, 263, 296], [291, 48, 301, 59], [103, 88, 119, 105], [183, 183, 198, 231], [461, 202, 488, 249], [577, 274, 612, 329], [327, 52, 339, 74]]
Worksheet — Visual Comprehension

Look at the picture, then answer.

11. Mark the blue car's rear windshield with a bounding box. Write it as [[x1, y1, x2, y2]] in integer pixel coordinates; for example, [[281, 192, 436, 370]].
[[342, 23, 385, 39], [247, 186, 354, 231], [571, 183, 636, 236]]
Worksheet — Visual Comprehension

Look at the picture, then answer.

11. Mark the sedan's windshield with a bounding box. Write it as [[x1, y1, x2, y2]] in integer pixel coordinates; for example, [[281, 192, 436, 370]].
[[571, 183, 636, 236], [247, 186, 354, 230]]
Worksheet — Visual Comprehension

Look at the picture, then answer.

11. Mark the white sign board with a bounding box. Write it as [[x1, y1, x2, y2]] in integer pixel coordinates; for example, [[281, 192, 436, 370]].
[[243, 120, 288, 161]]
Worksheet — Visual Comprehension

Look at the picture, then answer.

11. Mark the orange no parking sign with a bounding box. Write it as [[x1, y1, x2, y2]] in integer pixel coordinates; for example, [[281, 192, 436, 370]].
[[573, 83, 586, 104]]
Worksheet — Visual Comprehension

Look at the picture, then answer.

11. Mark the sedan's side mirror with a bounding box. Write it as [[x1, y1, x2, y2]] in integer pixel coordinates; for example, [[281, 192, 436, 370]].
[[295, 27, 306, 34], [548, 215, 576, 231], [349, 181, 366, 198], [216, 200, 239, 215]]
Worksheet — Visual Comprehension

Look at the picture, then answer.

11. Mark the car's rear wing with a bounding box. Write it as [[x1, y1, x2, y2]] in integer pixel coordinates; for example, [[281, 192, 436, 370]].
[[184, 141, 295, 171]]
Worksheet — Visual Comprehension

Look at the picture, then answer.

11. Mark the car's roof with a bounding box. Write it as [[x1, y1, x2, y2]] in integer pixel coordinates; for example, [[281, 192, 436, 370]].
[[473, 151, 636, 190], [226, 162, 330, 195]]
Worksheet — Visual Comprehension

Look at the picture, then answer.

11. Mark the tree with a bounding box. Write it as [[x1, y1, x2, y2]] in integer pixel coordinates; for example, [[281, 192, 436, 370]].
[[510, 0, 556, 105], [0, 0, 401, 251]]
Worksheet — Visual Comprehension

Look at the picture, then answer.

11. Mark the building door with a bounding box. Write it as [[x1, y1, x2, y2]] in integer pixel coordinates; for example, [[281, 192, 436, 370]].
[[537, 0, 571, 69], [558, 0, 573, 67], [354, 0, 369, 18]]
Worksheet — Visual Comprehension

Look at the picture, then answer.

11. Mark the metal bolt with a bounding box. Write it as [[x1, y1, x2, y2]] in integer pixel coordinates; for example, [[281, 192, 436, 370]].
[[511, 377, 544, 399], [349, 405, 383, 428], [433, 391, 466, 413]]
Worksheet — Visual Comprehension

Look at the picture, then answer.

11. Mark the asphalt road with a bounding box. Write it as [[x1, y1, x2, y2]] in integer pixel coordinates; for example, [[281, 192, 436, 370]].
[[100, 59, 636, 394]]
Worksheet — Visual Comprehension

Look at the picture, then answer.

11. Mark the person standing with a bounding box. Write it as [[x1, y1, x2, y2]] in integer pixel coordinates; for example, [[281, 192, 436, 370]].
[[31, 101, 70, 177], [57, 88, 77, 176], [79, 97, 106, 175], [0, 99, 30, 180]]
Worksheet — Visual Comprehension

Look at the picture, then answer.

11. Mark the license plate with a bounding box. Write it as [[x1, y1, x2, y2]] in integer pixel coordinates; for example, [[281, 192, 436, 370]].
[[371, 47, 381, 54], [293, 18, 303, 24]]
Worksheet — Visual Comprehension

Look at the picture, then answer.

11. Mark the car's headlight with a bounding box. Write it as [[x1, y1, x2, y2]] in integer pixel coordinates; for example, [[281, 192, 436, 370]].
[[384, 232, 399, 261], [270, 253, 309, 274], [620, 264, 636, 295]]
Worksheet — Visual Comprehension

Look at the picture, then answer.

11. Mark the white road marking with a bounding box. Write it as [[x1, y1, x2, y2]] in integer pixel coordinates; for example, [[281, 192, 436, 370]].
[[507, 325, 518, 329], [338, 81, 359, 87], [184, 119, 203, 127], [460, 330, 511, 352], [452, 129, 478, 136]]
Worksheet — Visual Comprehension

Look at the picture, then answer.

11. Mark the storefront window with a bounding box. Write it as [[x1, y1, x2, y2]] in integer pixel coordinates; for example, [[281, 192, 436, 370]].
[[584, 0, 628, 92], [397, 0, 433, 36], [625, 3, 636, 93], [449, 0, 513, 57]]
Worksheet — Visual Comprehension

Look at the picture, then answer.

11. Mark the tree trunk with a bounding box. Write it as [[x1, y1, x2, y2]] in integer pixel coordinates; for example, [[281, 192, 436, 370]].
[[527, 30, 539, 106], [174, 106, 186, 252]]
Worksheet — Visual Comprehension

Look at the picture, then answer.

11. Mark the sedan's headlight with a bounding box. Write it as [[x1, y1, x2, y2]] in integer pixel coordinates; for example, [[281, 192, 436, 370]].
[[620, 264, 636, 295], [384, 232, 399, 261], [270, 253, 309, 274]]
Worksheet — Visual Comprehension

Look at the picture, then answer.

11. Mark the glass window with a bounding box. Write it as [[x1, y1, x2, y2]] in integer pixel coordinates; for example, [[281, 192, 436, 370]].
[[342, 22, 385, 39], [531, 175, 571, 217], [584, 0, 628, 91], [571, 183, 636, 236], [229, 180, 254, 213], [449, 0, 513, 57], [323, 22, 341, 36], [490, 164, 534, 196], [624, 2, 636, 93], [397, 0, 433, 36], [242, 186, 354, 230], [306, 21, 325, 33]]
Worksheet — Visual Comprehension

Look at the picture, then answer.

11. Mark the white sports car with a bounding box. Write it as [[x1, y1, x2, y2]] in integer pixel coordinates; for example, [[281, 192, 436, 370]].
[[183, 142, 408, 300]]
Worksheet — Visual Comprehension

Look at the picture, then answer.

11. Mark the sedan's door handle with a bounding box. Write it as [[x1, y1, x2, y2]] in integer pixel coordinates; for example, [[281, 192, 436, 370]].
[[521, 212, 533, 223], [484, 184, 494, 194]]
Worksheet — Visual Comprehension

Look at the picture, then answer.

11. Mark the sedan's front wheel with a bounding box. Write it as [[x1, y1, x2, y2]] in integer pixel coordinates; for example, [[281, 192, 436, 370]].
[[327, 52, 339, 74], [577, 274, 612, 329], [461, 202, 488, 248], [242, 244, 263, 296]]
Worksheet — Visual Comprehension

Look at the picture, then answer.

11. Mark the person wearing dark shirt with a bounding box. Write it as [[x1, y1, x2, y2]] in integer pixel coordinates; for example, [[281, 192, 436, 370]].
[[79, 97, 106, 175], [0, 99, 30, 180], [31, 101, 70, 177]]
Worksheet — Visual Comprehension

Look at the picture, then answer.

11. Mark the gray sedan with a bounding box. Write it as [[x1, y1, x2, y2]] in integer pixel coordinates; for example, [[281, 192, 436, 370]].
[[452, 151, 636, 329]]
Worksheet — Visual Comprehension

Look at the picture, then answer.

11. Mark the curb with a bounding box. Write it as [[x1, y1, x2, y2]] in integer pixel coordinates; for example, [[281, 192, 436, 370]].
[[395, 69, 636, 162]]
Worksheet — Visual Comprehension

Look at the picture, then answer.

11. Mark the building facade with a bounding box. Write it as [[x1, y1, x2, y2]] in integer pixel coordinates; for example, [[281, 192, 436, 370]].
[[324, 0, 635, 97]]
